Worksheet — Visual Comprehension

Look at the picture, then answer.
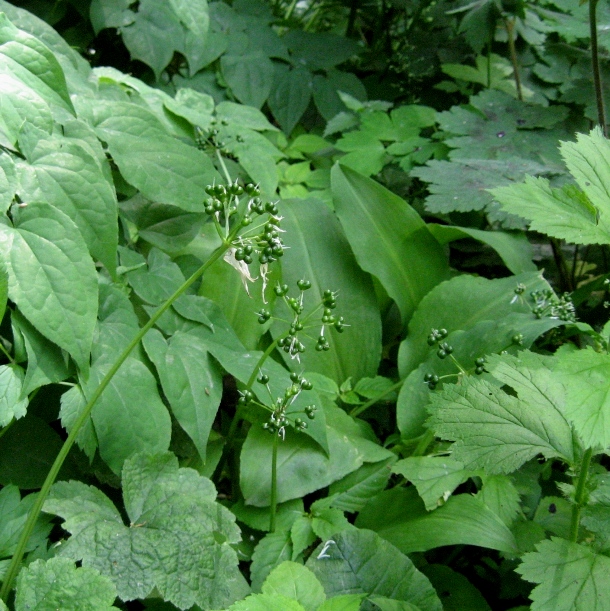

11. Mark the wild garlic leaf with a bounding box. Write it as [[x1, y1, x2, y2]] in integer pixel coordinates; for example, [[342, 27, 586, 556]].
[[45, 452, 248, 610], [427, 351, 575, 473], [517, 538, 610, 610], [15, 557, 119, 611]]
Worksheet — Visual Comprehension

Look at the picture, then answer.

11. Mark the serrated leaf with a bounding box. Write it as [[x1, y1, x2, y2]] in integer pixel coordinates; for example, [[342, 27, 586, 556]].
[[45, 452, 248, 610], [262, 561, 326, 611], [331, 163, 449, 326], [0, 202, 97, 372], [291, 516, 316, 560], [392, 457, 474, 511], [228, 592, 306, 611], [250, 530, 293, 592], [427, 351, 575, 473], [306, 529, 442, 611], [517, 538, 610, 610], [92, 100, 218, 211], [15, 557, 118, 611], [17, 130, 118, 274]]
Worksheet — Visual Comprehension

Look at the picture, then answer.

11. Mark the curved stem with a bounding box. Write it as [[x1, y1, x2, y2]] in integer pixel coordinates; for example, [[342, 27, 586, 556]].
[[590, 0, 607, 135], [569, 447, 593, 543], [0, 238, 233, 602], [270, 429, 279, 532]]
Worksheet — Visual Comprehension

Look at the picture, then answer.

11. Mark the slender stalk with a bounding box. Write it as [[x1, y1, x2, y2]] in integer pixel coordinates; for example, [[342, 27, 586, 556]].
[[411, 428, 435, 457], [504, 17, 523, 102], [269, 429, 280, 532], [0, 238, 234, 602], [589, 0, 607, 136], [285, 0, 299, 21], [350, 379, 404, 418], [569, 447, 593, 542]]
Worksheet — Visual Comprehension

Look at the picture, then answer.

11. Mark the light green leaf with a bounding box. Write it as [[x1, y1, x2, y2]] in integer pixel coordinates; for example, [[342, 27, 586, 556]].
[[169, 0, 210, 76], [221, 51, 274, 109], [231, 498, 303, 534], [367, 597, 419, 611], [17, 131, 118, 274], [268, 66, 312, 135], [0, 202, 97, 371], [335, 131, 386, 176], [551, 347, 610, 448], [428, 224, 536, 274], [215, 101, 278, 132], [392, 456, 474, 511], [250, 530, 293, 592], [15, 557, 118, 611], [0, 256, 6, 324], [90, 0, 136, 33], [318, 594, 366, 611], [227, 592, 306, 611], [306, 529, 442, 611], [356, 488, 518, 554], [142, 328, 223, 462], [165, 87, 215, 130], [45, 452, 248, 609], [517, 538, 610, 610], [262, 561, 326, 611], [312, 71, 366, 121], [291, 516, 316, 560], [427, 351, 575, 473], [0, 153, 16, 211], [59, 384, 97, 461], [332, 164, 449, 326], [0, 363, 27, 427], [92, 100, 218, 211], [478, 474, 521, 526], [278, 197, 382, 382]]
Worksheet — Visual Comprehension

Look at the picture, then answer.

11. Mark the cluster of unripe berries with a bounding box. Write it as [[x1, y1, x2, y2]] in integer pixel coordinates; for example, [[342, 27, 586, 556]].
[[514, 284, 576, 323]]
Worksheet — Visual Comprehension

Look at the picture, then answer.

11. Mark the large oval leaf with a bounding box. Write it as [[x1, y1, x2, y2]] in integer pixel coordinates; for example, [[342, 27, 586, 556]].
[[331, 164, 449, 326]]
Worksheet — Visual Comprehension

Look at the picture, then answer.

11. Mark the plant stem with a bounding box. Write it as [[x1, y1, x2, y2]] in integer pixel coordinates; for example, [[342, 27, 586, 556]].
[[350, 379, 404, 418], [589, 0, 607, 136], [0, 238, 234, 603], [270, 429, 279, 532], [504, 17, 523, 102], [569, 447, 593, 543], [411, 428, 435, 457], [285, 0, 299, 20]]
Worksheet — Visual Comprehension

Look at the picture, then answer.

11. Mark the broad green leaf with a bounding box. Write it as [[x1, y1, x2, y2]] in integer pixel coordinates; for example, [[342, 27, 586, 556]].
[[142, 328, 223, 462], [0, 256, 6, 322], [356, 488, 517, 554], [250, 530, 293, 592], [278, 197, 382, 382], [227, 593, 305, 611], [517, 538, 610, 610], [0, 12, 73, 112], [0, 363, 27, 427], [0, 202, 97, 372], [427, 351, 575, 473], [0, 484, 52, 558], [231, 498, 303, 533], [0, 153, 16, 211], [215, 101, 278, 132], [335, 131, 386, 176], [45, 452, 249, 609], [331, 164, 449, 326], [367, 597, 419, 611], [329, 456, 397, 513], [268, 66, 312, 135], [91, 100, 218, 211], [17, 130, 118, 274], [551, 347, 610, 448], [291, 516, 316, 560], [59, 384, 97, 461], [169, 0, 210, 76], [86, 356, 171, 474], [420, 564, 492, 611], [318, 594, 366, 611], [478, 474, 521, 526], [284, 31, 360, 71], [165, 87, 215, 130], [313, 71, 366, 121], [90, 0, 136, 33], [428, 224, 536, 274], [221, 51, 274, 109], [262, 561, 326, 611], [306, 529, 442, 611], [15, 557, 119, 611], [392, 456, 474, 511]]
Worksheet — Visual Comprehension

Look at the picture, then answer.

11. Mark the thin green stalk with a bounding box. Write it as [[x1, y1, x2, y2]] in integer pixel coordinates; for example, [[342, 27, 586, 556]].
[[411, 428, 435, 457], [569, 447, 593, 543], [590, 0, 607, 136], [285, 0, 299, 20], [270, 429, 279, 532], [504, 17, 523, 102], [0, 237, 234, 602], [350, 379, 404, 418]]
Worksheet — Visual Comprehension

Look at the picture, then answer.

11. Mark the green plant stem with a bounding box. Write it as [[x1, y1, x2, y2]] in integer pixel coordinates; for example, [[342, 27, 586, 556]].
[[504, 17, 523, 102], [589, 0, 607, 136], [285, 0, 299, 20], [411, 428, 435, 457], [350, 379, 404, 418], [0, 237, 235, 603], [569, 447, 593, 543], [270, 429, 279, 532]]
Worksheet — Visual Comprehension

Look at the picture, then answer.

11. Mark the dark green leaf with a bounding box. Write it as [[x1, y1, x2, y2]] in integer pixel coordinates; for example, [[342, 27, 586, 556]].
[[221, 51, 274, 109], [268, 66, 313, 135]]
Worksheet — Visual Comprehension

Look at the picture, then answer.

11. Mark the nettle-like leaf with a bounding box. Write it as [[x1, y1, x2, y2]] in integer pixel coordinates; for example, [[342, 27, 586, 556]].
[[517, 538, 610, 610], [492, 127, 610, 245], [15, 557, 119, 611], [427, 350, 575, 473], [44, 452, 249, 610]]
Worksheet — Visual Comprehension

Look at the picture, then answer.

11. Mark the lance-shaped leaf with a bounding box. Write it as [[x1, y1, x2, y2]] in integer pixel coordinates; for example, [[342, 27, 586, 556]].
[[0, 202, 97, 372], [45, 452, 249, 610], [17, 130, 118, 274], [427, 351, 575, 473], [332, 164, 449, 325], [517, 538, 610, 610]]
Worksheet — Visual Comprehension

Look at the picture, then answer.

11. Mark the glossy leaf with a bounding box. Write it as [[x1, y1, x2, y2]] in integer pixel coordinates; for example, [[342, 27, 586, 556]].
[[0, 202, 97, 372], [332, 164, 449, 326]]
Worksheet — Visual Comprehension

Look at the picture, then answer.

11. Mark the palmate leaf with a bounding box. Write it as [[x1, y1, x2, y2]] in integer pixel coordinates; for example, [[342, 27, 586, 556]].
[[45, 452, 249, 610], [517, 538, 610, 610], [491, 128, 610, 245], [427, 351, 575, 473]]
